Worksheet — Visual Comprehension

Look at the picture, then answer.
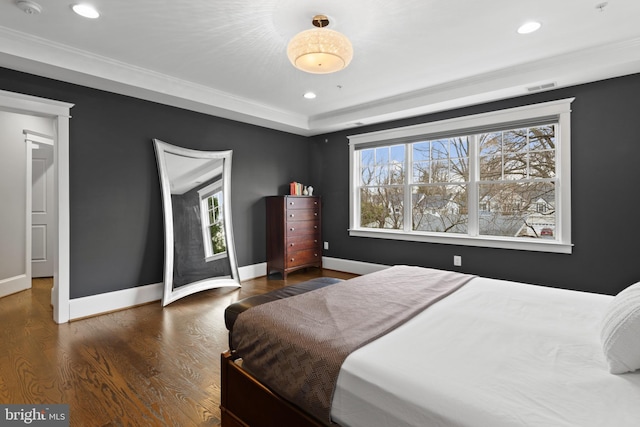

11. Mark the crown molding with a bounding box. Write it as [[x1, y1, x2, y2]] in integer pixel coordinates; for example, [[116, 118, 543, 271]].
[[1, 25, 639, 136], [309, 37, 640, 133], [0, 26, 312, 134]]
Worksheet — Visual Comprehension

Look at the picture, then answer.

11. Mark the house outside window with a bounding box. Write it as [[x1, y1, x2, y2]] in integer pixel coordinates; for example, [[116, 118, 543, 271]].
[[348, 98, 574, 253]]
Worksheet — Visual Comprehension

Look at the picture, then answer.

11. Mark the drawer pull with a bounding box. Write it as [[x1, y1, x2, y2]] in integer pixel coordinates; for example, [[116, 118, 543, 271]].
[[289, 243, 295, 247], [289, 201, 295, 205], [314, 225, 318, 229], [290, 227, 295, 231], [314, 253, 318, 257], [314, 240, 318, 243], [289, 214, 295, 218], [314, 213, 318, 216], [290, 258, 295, 262]]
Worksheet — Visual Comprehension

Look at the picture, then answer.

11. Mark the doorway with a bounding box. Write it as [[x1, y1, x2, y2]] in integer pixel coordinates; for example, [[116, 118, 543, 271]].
[[0, 89, 72, 323], [27, 132, 55, 278]]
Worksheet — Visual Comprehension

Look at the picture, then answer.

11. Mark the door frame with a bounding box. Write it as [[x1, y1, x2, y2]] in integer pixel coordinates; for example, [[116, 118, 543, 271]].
[[25, 131, 54, 280], [0, 89, 73, 323]]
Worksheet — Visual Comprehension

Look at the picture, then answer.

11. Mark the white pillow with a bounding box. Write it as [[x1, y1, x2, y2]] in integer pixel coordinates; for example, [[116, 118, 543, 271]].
[[601, 282, 640, 374]]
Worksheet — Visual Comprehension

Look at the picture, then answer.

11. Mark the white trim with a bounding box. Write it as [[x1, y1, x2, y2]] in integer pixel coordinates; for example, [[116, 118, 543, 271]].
[[52, 114, 71, 323], [0, 89, 73, 323], [69, 282, 164, 320], [63, 259, 380, 320], [1, 23, 638, 136], [66, 263, 265, 320], [0, 274, 30, 298], [24, 131, 55, 146], [24, 140, 33, 291], [0, 88, 73, 117], [23, 132, 54, 288], [348, 229, 573, 254], [322, 257, 388, 275], [348, 98, 574, 145], [238, 262, 266, 281], [348, 98, 574, 254]]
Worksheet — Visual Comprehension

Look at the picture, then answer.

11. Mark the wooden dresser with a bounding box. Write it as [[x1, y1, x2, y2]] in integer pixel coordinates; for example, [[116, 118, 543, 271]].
[[266, 196, 322, 278]]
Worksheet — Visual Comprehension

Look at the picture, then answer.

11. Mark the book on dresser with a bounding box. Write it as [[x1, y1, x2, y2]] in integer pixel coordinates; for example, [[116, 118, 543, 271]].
[[266, 195, 322, 279]]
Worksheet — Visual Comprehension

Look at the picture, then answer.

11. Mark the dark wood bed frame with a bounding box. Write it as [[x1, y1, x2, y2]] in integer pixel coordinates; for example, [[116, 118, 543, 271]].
[[220, 350, 328, 427]]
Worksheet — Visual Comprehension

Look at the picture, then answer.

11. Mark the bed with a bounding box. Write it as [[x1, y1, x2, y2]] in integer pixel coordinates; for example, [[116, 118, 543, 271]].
[[220, 265, 640, 427]]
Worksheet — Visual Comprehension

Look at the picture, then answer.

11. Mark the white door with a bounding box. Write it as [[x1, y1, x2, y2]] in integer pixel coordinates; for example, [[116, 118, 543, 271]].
[[31, 141, 54, 277]]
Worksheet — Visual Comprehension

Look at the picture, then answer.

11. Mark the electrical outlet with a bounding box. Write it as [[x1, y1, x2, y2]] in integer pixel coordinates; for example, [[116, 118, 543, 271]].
[[324, 241, 329, 250], [453, 255, 462, 266]]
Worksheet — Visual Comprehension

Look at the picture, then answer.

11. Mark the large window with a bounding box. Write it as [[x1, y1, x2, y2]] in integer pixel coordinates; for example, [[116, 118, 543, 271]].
[[349, 99, 573, 253]]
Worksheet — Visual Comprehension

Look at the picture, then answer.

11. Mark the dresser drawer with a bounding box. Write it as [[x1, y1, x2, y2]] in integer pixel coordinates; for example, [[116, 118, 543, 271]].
[[285, 220, 319, 235], [285, 248, 321, 268], [284, 209, 319, 221], [286, 234, 320, 251], [285, 197, 320, 210]]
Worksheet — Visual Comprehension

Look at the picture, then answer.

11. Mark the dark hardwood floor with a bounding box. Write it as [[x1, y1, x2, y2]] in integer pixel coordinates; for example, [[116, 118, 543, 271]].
[[0, 269, 357, 426]]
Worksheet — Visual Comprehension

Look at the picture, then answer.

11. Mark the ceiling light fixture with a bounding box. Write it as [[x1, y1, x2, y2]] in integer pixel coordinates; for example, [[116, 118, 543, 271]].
[[303, 92, 317, 99], [72, 4, 100, 19], [287, 15, 353, 74], [517, 21, 541, 34]]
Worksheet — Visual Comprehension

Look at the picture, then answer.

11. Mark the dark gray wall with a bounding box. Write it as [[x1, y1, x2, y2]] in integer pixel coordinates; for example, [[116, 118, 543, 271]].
[[311, 73, 640, 296], [0, 67, 310, 299], [2, 66, 640, 299]]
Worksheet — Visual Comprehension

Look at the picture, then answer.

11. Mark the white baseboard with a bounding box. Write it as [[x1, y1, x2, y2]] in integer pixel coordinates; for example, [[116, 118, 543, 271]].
[[69, 282, 164, 320], [239, 262, 266, 281], [67, 258, 385, 320], [0, 274, 30, 298], [322, 257, 388, 275], [68, 264, 269, 320]]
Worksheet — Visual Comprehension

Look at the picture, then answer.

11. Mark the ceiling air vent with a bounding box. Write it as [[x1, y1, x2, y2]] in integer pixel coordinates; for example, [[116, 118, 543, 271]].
[[527, 82, 557, 92]]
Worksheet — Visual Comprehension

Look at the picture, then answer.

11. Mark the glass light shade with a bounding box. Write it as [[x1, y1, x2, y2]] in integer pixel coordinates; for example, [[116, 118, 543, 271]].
[[517, 21, 541, 34], [72, 4, 100, 19], [287, 28, 353, 74]]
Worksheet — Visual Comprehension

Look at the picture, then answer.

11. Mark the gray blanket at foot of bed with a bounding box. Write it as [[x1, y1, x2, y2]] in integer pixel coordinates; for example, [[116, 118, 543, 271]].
[[232, 265, 475, 425]]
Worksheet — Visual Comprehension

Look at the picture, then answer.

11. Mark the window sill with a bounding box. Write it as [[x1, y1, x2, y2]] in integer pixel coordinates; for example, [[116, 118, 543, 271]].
[[205, 252, 228, 262], [348, 228, 572, 254]]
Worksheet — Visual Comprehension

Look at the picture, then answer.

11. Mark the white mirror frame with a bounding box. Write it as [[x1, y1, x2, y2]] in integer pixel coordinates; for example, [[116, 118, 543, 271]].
[[153, 139, 240, 306]]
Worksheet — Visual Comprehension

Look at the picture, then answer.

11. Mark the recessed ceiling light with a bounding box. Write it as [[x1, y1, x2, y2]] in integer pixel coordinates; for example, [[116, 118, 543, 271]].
[[517, 21, 541, 34], [72, 4, 100, 19], [303, 92, 317, 99]]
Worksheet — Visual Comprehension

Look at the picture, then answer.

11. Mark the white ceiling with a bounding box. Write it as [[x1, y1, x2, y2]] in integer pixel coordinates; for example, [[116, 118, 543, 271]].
[[0, 0, 639, 136], [165, 153, 223, 195]]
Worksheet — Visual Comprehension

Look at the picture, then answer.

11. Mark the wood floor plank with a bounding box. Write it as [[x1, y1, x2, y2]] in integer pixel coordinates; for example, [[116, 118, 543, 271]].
[[0, 269, 356, 426]]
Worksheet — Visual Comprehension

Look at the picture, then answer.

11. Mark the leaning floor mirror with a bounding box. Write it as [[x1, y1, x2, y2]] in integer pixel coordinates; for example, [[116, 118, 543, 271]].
[[153, 139, 241, 306]]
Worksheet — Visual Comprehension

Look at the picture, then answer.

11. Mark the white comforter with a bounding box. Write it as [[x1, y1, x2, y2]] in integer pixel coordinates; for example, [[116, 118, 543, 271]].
[[331, 277, 640, 427]]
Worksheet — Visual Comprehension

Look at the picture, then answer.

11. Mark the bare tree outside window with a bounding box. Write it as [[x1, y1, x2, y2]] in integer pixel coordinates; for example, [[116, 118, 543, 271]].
[[411, 137, 469, 233], [356, 125, 556, 240], [359, 145, 405, 229], [478, 125, 556, 238]]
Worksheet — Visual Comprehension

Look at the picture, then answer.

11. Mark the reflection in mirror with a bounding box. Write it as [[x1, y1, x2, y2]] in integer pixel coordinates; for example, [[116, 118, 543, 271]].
[[153, 139, 240, 306]]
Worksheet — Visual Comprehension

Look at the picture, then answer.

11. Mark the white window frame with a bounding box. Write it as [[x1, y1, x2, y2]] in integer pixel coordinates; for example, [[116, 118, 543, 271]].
[[197, 181, 227, 262], [348, 98, 574, 254]]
